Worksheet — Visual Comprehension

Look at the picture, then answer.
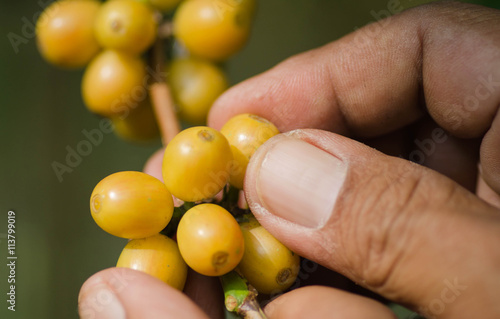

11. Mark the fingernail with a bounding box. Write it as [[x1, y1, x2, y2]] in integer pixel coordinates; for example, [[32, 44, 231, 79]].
[[256, 138, 346, 228], [79, 284, 126, 319]]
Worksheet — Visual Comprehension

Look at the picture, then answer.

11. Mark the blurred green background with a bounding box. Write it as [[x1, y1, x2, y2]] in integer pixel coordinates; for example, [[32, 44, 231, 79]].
[[0, 0, 497, 318]]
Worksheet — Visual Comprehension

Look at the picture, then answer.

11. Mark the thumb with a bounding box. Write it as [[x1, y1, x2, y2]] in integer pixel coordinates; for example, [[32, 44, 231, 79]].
[[244, 129, 500, 318], [78, 268, 210, 319]]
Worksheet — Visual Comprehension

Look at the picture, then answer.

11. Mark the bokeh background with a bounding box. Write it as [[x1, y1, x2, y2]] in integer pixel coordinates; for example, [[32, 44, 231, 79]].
[[0, 0, 498, 318]]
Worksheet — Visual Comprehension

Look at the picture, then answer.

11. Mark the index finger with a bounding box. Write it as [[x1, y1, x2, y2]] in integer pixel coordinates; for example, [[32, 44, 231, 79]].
[[208, 2, 500, 139]]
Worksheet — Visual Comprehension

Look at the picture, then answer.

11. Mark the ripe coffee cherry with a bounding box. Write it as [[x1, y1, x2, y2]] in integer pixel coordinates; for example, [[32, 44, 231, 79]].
[[94, 0, 157, 55], [220, 114, 279, 189], [112, 100, 160, 143], [90, 171, 173, 239], [36, 0, 101, 68], [117, 234, 188, 290], [168, 57, 228, 125], [238, 215, 300, 294], [162, 127, 232, 202], [82, 50, 146, 117], [177, 204, 244, 276], [173, 0, 255, 61]]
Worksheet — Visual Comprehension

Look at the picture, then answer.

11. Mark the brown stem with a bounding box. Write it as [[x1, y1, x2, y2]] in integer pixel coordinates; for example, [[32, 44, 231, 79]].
[[150, 82, 181, 144], [158, 21, 173, 39], [238, 293, 268, 319], [149, 32, 181, 145]]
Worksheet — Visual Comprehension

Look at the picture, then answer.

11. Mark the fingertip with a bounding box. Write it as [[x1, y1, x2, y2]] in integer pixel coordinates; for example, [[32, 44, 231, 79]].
[[208, 76, 271, 130], [477, 174, 500, 209], [183, 268, 225, 319], [207, 47, 344, 133], [143, 147, 165, 182], [264, 286, 396, 319], [78, 268, 136, 319], [207, 81, 242, 130], [79, 268, 209, 319], [480, 109, 500, 195]]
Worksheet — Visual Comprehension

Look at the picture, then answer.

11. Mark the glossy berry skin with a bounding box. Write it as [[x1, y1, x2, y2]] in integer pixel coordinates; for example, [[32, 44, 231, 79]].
[[112, 100, 159, 143], [94, 0, 157, 55], [168, 57, 228, 125], [82, 50, 146, 117], [238, 215, 300, 294], [220, 114, 280, 189], [148, 0, 183, 12], [36, 0, 101, 68], [90, 171, 173, 239], [162, 127, 232, 202], [116, 234, 187, 290], [177, 204, 244, 276], [173, 0, 255, 61], [226, 145, 248, 189]]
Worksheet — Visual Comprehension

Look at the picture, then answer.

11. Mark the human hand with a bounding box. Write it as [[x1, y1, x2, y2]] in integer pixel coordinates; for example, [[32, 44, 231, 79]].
[[78, 2, 500, 318]]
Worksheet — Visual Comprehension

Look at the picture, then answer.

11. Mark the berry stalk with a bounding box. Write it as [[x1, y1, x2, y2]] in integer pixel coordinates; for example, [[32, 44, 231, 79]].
[[221, 271, 268, 319], [149, 30, 181, 144]]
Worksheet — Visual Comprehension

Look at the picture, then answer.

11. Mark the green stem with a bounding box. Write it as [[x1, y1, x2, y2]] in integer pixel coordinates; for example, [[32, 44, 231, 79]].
[[220, 186, 249, 218], [160, 201, 197, 237], [220, 271, 268, 319]]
